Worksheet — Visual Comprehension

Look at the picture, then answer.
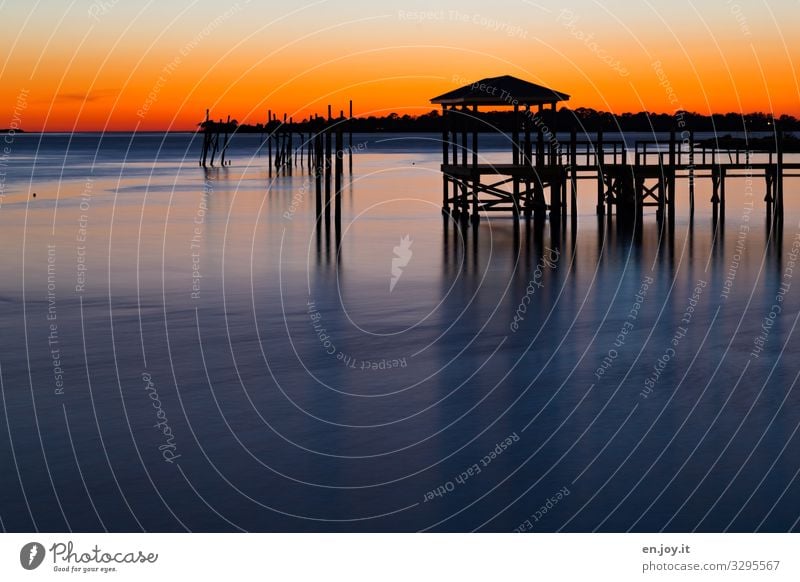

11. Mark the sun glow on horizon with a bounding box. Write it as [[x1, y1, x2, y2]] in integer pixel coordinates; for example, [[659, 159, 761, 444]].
[[1, 0, 798, 132]]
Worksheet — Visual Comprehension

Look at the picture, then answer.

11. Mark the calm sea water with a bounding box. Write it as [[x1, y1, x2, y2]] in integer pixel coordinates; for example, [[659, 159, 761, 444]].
[[0, 132, 798, 532]]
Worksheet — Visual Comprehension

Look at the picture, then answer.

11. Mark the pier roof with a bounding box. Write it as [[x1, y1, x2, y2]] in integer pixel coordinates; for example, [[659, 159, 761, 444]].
[[430, 75, 570, 107]]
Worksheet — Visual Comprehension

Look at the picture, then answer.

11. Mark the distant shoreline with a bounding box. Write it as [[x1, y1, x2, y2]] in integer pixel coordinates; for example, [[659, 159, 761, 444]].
[[6, 108, 800, 134]]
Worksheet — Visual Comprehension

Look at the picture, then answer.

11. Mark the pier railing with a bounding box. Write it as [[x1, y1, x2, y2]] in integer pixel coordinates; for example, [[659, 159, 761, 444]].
[[525, 137, 785, 169]]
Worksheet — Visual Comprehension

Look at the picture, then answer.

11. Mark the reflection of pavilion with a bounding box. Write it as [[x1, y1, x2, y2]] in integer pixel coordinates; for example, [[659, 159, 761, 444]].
[[432, 75, 570, 225]]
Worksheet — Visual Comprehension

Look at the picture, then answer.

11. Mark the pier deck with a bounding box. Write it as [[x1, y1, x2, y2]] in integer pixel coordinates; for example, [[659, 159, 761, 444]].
[[432, 75, 792, 226], [439, 129, 792, 224]]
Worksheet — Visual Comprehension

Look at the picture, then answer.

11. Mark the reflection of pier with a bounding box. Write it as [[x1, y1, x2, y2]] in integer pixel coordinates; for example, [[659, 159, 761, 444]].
[[432, 75, 795, 227], [309, 105, 349, 264]]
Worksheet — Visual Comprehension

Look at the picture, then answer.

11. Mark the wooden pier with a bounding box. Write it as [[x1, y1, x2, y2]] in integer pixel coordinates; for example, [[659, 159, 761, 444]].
[[262, 103, 354, 230], [198, 110, 236, 167], [199, 104, 354, 228], [433, 75, 796, 226]]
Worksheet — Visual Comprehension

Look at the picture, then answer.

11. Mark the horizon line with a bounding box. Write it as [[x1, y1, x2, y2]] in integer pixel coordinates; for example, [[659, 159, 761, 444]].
[[3, 107, 799, 134]]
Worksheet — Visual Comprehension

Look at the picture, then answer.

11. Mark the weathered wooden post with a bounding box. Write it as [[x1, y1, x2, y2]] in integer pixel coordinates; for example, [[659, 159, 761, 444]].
[[536, 104, 544, 168], [209, 118, 221, 166], [200, 109, 210, 167], [315, 129, 322, 223], [288, 116, 294, 174], [776, 121, 784, 220], [297, 131, 303, 169], [524, 105, 532, 218], [711, 165, 720, 211], [471, 104, 479, 225], [220, 114, 231, 167], [570, 127, 577, 218], [460, 105, 468, 221], [549, 102, 561, 218], [324, 106, 332, 223], [688, 130, 695, 216], [667, 130, 676, 223], [349, 100, 353, 174], [441, 105, 449, 214], [267, 110, 273, 177], [451, 106, 459, 218], [512, 103, 520, 221], [335, 114, 343, 227], [596, 130, 604, 216]]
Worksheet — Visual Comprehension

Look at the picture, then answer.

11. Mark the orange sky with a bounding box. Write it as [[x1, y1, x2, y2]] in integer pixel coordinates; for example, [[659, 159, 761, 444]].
[[1, 1, 798, 131]]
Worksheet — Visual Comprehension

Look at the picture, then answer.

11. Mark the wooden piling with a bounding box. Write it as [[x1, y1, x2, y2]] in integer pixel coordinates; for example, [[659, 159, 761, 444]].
[[325, 107, 332, 223], [512, 104, 520, 220], [460, 106, 468, 221], [667, 130, 676, 223], [220, 114, 231, 167], [349, 100, 353, 174], [711, 165, 721, 211], [688, 130, 695, 216], [315, 130, 323, 222], [288, 115, 294, 174], [200, 109, 210, 167], [471, 104, 479, 225], [450, 106, 459, 218], [524, 105, 532, 219], [209, 118, 221, 167], [776, 123, 784, 219], [267, 110, 272, 176], [570, 128, 577, 218], [442, 105, 449, 214], [335, 120, 342, 226], [596, 130, 604, 215], [536, 104, 544, 168]]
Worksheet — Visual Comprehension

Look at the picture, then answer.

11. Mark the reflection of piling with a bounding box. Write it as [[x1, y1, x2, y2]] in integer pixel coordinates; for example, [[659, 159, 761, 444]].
[[199, 103, 354, 250], [315, 130, 323, 222], [335, 110, 343, 228], [302, 105, 347, 248]]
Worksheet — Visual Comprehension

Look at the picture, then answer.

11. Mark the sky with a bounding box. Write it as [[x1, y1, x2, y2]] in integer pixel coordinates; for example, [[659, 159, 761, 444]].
[[1, 0, 798, 131]]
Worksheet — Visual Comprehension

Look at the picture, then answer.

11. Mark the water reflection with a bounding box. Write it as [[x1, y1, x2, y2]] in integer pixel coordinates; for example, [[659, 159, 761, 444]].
[[3, 134, 798, 532]]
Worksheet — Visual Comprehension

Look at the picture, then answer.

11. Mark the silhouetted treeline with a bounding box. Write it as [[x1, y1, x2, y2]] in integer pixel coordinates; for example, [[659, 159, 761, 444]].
[[198, 118, 239, 132], [223, 108, 799, 134]]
